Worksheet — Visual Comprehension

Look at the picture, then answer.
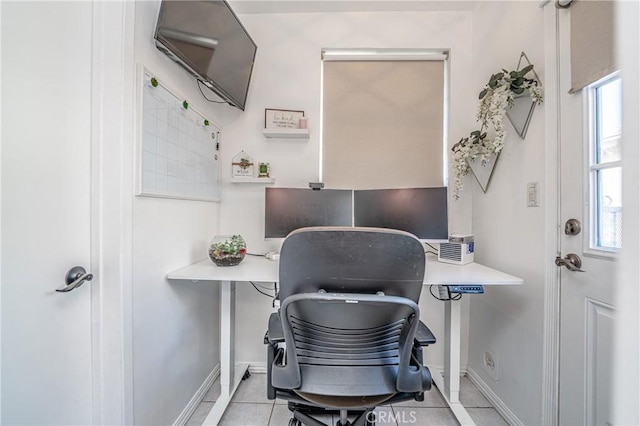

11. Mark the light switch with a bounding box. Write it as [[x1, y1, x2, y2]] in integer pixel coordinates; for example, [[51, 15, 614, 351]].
[[527, 182, 539, 207]]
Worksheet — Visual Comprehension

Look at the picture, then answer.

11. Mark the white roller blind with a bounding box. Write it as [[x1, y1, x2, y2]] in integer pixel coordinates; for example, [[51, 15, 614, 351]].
[[570, 0, 618, 93], [322, 60, 444, 189]]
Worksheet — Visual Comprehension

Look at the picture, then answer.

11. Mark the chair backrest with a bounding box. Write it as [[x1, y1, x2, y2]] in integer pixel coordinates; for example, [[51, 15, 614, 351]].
[[278, 226, 425, 302], [273, 227, 428, 400]]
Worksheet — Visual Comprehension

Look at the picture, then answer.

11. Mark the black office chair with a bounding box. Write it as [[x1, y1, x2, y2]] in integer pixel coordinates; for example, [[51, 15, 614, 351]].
[[264, 226, 436, 426]]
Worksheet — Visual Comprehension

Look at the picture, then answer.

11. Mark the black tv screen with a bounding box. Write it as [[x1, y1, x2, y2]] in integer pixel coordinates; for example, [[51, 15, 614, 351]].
[[265, 188, 353, 238], [354, 187, 448, 242], [154, 0, 257, 110]]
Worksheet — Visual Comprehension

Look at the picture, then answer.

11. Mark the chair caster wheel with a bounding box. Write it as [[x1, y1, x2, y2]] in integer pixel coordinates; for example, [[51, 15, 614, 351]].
[[288, 418, 302, 426]]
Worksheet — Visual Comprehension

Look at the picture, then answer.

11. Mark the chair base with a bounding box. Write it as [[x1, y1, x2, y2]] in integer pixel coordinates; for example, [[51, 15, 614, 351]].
[[288, 402, 375, 426]]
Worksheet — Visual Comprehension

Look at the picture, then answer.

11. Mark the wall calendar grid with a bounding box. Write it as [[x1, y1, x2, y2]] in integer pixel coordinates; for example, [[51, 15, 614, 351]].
[[137, 66, 220, 202]]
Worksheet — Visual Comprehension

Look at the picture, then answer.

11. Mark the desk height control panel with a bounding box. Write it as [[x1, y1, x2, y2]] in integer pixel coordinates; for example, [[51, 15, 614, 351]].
[[438, 285, 484, 300], [448, 285, 484, 294]]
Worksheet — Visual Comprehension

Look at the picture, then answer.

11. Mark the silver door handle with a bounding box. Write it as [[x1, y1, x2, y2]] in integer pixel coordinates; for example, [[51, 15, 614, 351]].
[[555, 253, 585, 272], [56, 266, 94, 292]]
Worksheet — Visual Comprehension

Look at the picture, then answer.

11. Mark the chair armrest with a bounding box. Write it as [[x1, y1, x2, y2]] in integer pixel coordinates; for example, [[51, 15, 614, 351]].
[[414, 320, 436, 346], [266, 312, 285, 344]]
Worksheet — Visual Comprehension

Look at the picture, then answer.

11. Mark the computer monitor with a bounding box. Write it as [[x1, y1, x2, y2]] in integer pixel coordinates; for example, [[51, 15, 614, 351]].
[[264, 188, 353, 238], [353, 187, 448, 242]]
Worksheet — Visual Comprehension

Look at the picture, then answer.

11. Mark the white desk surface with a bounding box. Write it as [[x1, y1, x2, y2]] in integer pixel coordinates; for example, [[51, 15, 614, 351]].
[[167, 254, 522, 286]]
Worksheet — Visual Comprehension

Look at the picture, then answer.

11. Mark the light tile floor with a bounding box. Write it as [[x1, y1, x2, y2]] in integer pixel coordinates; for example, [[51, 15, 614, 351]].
[[186, 373, 508, 426]]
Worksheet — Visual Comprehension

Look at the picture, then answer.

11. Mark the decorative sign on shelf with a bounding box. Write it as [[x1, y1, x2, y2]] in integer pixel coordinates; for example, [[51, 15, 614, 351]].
[[232, 151, 254, 178], [265, 108, 305, 129]]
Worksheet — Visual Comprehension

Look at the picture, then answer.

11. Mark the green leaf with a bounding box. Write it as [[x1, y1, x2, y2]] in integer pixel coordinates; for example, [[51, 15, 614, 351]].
[[150, 77, 158, 87], [489, 80, 498, 89], [471, 130, 481, 137], [479, 89, 488, 99], [183, 100, 189, 109], [511, 86, 525, 94], [520, 64, 534, 75], [204, 119, 209, 126], [495, 72, 504, 80]]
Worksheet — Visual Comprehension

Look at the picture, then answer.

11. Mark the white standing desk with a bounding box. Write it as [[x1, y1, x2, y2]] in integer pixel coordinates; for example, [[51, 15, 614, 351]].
[[167, 254, 522, 425]]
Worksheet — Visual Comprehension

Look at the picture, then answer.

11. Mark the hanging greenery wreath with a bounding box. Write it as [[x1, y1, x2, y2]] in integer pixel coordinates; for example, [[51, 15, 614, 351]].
[[451, 65, 543, 199]]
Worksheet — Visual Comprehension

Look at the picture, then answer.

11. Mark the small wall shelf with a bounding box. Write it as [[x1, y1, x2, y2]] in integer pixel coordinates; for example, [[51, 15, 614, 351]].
[[262, 128, 310, 139], [229, 177, 275, 184]]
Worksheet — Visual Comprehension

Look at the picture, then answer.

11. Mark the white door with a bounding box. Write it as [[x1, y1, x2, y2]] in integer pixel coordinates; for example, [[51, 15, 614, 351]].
[[557, 7, 619, 426], [2, 2, 95, 424]]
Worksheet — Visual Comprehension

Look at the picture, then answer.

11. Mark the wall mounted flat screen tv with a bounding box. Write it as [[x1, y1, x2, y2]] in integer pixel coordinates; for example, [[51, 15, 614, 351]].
[[354, 187, 448, 242], [154, 0, 257, 111], [265, 188, 353, 239]]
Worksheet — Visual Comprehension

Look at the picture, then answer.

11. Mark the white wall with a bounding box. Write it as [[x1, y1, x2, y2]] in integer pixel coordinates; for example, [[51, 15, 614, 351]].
[[612, 0, 640, 423], [131, 2, 239, 424], [468, 2, 547, 425], [221, 10, 476, 369]]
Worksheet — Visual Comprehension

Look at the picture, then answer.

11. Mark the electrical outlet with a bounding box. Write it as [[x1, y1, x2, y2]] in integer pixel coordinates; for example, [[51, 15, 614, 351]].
[[527, 182, 540, 207], [482, 351, 499, 381], [483, 351, 495, 369]]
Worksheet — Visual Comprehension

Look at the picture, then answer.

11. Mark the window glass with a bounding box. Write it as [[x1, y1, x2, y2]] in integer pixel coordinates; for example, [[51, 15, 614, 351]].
[[589, 75, 622, 251], [596, 167, 622, 248], [596, 78, 622, 163]]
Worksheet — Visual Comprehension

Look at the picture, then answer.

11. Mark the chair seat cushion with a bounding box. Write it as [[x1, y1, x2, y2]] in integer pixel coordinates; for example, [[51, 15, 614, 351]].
[[294, 365, 398, 397], [294, 391, 393, 409]]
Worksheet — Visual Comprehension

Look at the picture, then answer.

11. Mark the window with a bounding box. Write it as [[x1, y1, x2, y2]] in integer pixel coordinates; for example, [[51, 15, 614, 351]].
[[588, 74, 622, 251]]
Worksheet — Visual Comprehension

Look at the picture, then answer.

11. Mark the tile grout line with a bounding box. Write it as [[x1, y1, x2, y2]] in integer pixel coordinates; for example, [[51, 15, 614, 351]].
[[266, 401, 276, 426]]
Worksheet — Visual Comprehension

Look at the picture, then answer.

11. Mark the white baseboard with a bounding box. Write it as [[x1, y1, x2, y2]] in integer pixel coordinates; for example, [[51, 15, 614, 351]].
[[467, 368, 523, 426], [427, 364, 465, 380], [247, 362, 268, 374], [173, 364, 220, 426]]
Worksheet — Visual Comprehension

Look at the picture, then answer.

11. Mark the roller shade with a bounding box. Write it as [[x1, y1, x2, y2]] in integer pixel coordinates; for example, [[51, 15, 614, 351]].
[[569, 0, 618, 93], [322, 60, 444, 189]]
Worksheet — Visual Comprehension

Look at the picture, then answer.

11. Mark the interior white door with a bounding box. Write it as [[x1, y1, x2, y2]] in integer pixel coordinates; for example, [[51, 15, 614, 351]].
[[557, 7, 617, 426], [1, 2, 94, 424]]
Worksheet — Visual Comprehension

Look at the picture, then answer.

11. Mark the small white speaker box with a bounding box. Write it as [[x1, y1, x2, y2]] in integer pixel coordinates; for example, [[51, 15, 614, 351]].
[[438, 234, 474, 265]]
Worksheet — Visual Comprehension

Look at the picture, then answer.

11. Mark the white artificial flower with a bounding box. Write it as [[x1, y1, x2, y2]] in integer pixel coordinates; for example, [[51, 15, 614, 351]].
[[451, 71, 543, 199]]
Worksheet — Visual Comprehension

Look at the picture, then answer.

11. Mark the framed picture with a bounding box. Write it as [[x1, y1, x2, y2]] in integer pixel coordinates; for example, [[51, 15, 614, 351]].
[[265, 108, 305, 129]]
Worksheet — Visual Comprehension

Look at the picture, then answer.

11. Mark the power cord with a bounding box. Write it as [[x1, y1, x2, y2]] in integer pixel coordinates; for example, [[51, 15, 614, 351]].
[[197, 80, 228, 104], [429, 285, 462, 301], [250, 281, 275, 298], [425, 242, 439, 256]]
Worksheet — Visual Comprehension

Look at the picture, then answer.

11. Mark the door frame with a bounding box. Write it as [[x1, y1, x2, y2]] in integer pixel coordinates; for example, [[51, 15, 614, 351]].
[[541, 2, 561, 426], [89, 1, 135, 424]]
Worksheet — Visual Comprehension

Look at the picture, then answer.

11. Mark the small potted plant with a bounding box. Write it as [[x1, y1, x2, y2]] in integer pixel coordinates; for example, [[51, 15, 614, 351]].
[[208, 235, 247, 266], [258, 162, 270, 178]]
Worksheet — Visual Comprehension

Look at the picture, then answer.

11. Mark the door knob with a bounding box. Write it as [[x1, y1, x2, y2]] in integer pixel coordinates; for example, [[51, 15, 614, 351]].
[[56, 266, 94, 292], [555, 253, 585, 272], [564, 219, 582, 235]]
